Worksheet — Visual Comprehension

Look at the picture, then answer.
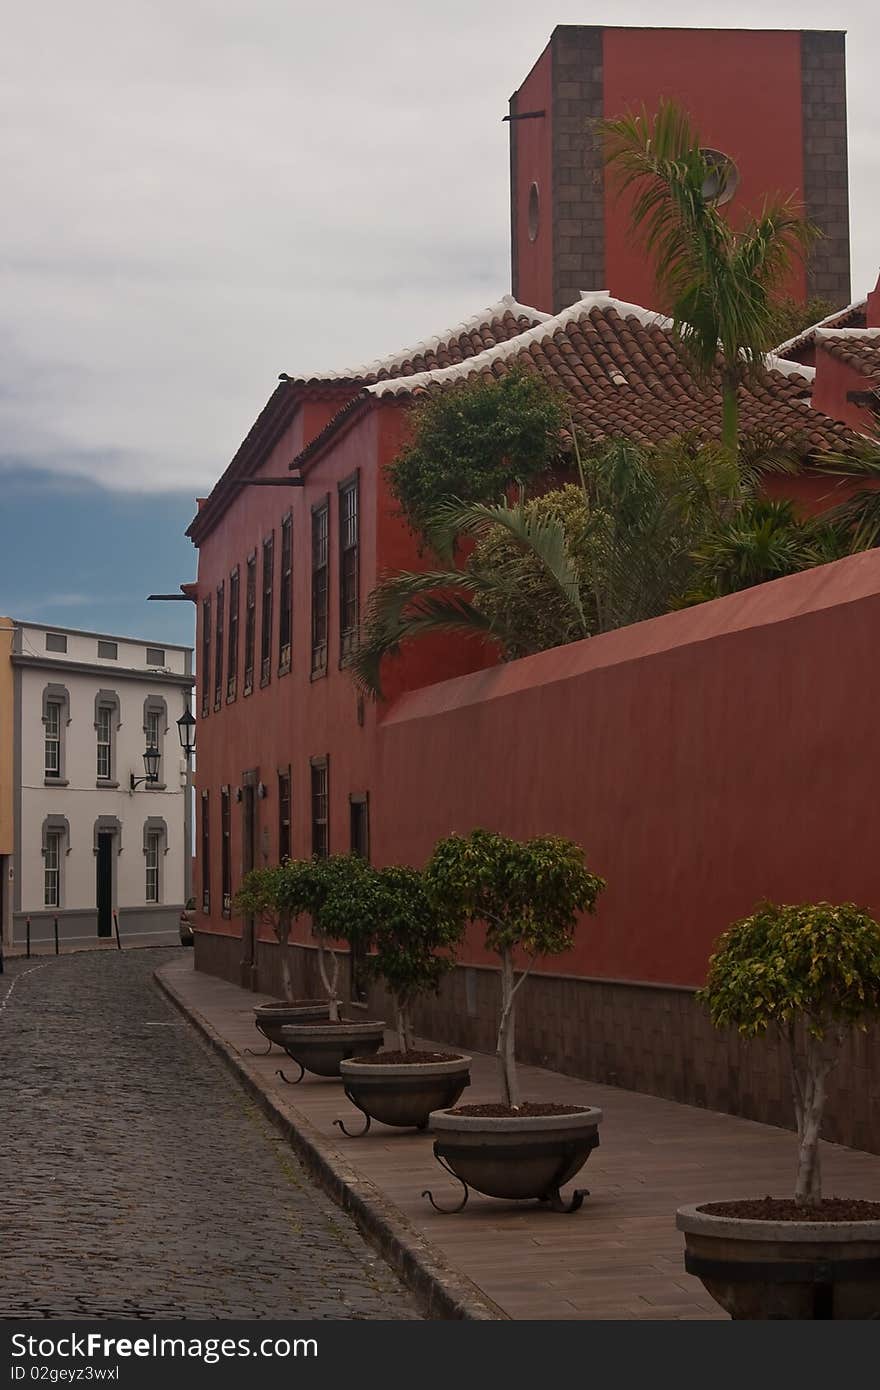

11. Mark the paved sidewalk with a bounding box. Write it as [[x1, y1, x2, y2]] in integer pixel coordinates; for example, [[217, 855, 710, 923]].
[[158, 956, 880, 1321]]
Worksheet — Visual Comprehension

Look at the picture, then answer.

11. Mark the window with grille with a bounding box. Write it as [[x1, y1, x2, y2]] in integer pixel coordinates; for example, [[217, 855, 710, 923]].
[[214, 581, 224, 710], [227, 567, 239, 700], [311, 502, 329, 676], [44, 831, 60, 908], [221, 788, 231, 915], [146, 647, 165, 666], [200, 597, 212, 717], [145, 832, 161, 903], [44, 703, 61, 778], [46, 632, 67, 653], [310, 758, 328, 858], [339, 477, 359, 660], [279, 513, 293, 673], [96, 706, 113, 780], [201, 792, 210, 911], [260, 535, 274, 685], [244, 555, 256, 694], [278, 769, 291, 862]]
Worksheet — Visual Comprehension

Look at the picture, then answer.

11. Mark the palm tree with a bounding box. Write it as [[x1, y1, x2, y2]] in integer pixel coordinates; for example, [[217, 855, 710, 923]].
[[600, 101, 815, 455]]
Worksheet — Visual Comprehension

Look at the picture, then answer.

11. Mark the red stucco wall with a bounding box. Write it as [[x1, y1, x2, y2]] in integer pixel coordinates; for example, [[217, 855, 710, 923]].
[[811, 345, 879, 433], [372, 550, 880, 988], [602, 28, 807, 312], [510, 43, 554, 313]]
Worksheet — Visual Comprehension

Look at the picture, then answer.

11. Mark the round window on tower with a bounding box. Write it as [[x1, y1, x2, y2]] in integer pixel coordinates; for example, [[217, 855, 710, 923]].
[[527, 182, 540, 242], [700, 149, 739, 207]]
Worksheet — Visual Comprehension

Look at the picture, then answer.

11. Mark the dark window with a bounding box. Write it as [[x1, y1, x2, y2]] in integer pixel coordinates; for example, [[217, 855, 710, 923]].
[[97, 640, 118, 660], [46, 632, 67, 653], [260, 534, 274, 686], [200, 599, 211, 717], [214, 582, 224, 710], [146, 646, 165, 666], [227, 567, 239, 700], [200, 792, 210, 912], [244, 555, 256, 694], [279, 513, 293, 672], [278, 768, 291, 863], [339, 476, 359, 660], [310, 757, 328, 858], [349, 793, 370, 1002], [221, 787, 231, 916], [311, 501, 329, 676]]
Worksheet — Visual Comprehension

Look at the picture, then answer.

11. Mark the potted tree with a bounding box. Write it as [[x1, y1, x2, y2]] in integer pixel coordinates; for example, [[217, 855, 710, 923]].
[[330, 864, 470, 1135], [422, 829, 605, 1212], [677, 901, 880, 1319], [275, 854, 385, 1083], [233, 864, 329, 1054]]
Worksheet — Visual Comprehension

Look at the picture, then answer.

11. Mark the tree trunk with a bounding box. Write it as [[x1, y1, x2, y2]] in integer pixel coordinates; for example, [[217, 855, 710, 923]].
[[721, 370, 739, 458], [317, 941, 340, 1022], [794, 1036, 828, 1205], [277, 913, 293, 1002], [497, 949, 519, 1109]]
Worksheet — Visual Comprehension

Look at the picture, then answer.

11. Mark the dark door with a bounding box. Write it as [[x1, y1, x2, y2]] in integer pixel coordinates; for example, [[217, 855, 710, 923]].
[[240, 776, 257, 986], [96, 834, 113, 937]]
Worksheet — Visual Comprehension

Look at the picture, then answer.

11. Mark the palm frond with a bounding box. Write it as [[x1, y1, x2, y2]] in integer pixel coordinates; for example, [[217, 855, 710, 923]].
[[427, 497, 587, 628]]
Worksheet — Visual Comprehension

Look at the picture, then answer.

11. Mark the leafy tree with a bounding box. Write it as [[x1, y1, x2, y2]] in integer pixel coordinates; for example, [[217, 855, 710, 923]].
[[234, 865, 297, 1002], [351, 432, 809, 698], [386, 366, 565, 543], [698, 902, 880, 1205], [600, 100, 815, 454], [256, 855, 376, 1022], [425, 830, 605, 1108], [372, 867, 465, 1052]]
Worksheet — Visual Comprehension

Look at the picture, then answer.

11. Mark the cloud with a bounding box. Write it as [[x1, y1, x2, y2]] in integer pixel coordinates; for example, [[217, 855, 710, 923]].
[[2, 0, 878, 496]]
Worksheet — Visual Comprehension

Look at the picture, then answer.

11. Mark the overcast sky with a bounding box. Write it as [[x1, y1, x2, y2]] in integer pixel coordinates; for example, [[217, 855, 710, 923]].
[[1, 2, 878, 638]]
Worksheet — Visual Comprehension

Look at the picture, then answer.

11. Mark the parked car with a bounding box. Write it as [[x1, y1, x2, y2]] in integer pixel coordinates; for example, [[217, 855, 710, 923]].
[[179, 898, 196, 946]]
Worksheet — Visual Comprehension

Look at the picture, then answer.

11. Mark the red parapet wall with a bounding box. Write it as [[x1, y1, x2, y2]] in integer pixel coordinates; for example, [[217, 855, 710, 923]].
[[373, 549, 880, 988]]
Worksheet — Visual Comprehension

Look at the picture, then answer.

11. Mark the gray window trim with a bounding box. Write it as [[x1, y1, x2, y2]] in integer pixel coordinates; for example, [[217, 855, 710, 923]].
[[94, 689, 121, 785], [93, 815, 123, 856], [41, 815, 71, 910], [143, 816, 168, 905], [143, 694, 168, 787], [42, 683, 71, 784]]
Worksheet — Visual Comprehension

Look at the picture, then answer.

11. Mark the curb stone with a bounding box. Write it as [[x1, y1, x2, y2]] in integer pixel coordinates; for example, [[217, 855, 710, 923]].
[[154, 962, 508, 1322]]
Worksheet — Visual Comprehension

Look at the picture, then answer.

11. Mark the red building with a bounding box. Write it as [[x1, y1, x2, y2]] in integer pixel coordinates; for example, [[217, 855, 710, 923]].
[[509, 25, 851, 314], [186, 28, 880, 1148]]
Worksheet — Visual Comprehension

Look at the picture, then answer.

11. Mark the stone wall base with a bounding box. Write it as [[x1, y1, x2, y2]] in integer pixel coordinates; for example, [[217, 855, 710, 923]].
[[193, 930, 880, 1157]]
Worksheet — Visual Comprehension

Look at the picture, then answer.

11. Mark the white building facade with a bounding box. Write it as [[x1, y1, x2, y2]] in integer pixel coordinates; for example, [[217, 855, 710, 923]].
[[7, 621, 193, 946]]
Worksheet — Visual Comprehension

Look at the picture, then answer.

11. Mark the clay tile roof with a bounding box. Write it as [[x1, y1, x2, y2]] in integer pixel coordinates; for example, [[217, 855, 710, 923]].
[[280, 295, 550, 388], [814, 328, 880, 384], [773, 299, 868, 359], [355, 292, 855, 459]]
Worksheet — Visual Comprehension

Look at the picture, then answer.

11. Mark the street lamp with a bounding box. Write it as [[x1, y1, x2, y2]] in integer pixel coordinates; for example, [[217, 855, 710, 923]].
[[177, 705, 196, 765], [130, 745, 161, 790]]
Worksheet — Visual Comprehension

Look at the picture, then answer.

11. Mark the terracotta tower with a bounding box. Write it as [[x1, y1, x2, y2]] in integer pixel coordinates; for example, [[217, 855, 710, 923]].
[[509, 26, 851, 314]]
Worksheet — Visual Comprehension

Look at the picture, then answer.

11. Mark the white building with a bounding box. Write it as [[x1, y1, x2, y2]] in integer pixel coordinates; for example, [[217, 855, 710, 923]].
[[4, 620, 193, 947]]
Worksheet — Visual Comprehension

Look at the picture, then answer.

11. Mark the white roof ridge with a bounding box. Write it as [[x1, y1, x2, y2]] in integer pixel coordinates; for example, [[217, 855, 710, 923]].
[[773, 297, 868, 355], [814, 326, 880, 341], [289, 294, 550, 384], [366, 293, 669, 397], [364, 291, 814, 396]]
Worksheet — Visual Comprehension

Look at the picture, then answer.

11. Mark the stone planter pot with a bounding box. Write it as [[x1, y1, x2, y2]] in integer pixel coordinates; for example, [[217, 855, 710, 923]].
[[276, 1020, 386, 1083], [251, 1001, 331, 1051], [676, 1204, 880, 1319], [336, 1054, 472, 1136], [425, 1106, 602, 1213]]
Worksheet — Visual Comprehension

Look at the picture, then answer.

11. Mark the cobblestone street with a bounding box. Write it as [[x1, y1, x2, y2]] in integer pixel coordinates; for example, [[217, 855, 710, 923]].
[[0, 950, 420, 1320]]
